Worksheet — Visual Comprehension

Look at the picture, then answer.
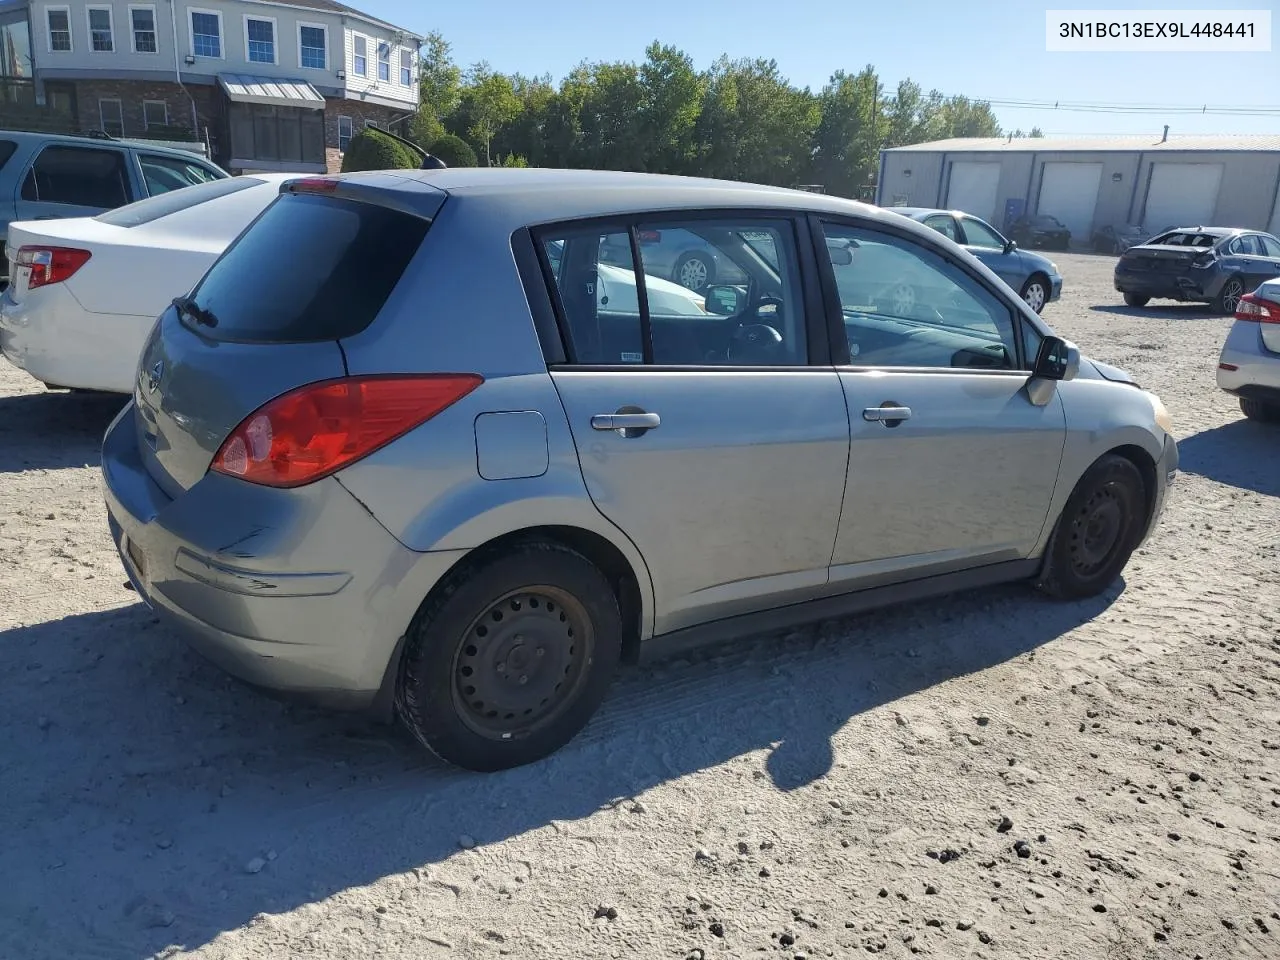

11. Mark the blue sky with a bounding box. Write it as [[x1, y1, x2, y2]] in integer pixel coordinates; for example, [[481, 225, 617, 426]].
[[366, 0, 1277, 136]]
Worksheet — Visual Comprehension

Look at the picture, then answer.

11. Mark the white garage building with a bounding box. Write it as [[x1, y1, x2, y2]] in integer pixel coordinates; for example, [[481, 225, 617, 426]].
[[876, 134, 1280, 247]]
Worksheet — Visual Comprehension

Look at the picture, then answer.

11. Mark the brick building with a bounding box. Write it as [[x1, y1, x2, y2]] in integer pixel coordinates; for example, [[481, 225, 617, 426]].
[[1, 0, 421, 174]]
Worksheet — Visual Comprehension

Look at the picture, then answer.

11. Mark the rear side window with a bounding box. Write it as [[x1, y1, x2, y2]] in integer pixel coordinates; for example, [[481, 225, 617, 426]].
[[20, 145, 130, 207], [139, 153, 225, 196], [0, 140, 16, 171], [187, 192, 429, 343], [96, 176, 262, 227]]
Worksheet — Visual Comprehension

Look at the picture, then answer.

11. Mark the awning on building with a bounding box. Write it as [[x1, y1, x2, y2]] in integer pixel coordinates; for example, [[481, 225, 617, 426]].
[[217, 74, 325, 110]]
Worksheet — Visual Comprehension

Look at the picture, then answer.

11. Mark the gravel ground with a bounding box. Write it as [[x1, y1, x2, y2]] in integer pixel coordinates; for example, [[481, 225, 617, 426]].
[[1, 253, 1277, 960]]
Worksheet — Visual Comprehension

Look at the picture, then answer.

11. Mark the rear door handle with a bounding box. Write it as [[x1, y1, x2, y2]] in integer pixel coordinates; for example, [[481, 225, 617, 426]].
[[863, 405, 912, 423], [591, 412, 661, 432]]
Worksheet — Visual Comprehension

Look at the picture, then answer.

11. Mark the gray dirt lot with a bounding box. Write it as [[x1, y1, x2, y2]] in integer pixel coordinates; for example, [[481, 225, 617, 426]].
[[0, 252, 1277, 960]]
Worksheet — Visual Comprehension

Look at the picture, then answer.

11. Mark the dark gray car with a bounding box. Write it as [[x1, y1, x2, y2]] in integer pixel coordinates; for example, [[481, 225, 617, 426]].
[[1113, 227, 1280, 314], [0, 130, 227, 285]]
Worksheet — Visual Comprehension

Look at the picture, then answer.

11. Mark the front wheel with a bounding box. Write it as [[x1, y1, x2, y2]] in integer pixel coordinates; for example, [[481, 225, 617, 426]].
[[672, 252, 713, 291], [1037, 454, 1147, 601], [1123, 292, 1150, 308], [396, 541, 622, 772], [1021, 276, 1049, 313]]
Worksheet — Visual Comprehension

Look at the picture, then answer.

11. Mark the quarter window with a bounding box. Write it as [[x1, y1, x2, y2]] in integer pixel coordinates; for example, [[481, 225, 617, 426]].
[[820, 222, 1021, 371], [246, 17, 275, 63], [20, 146, 130, 208], [190, 11, 221, 58], [131, 6, 157, 53], [352, 35, 367, 76], [299, 24, 326, 69], [540, 218, 808, 367], [47, 8, 72, 52], [87, 6, 113, 52], [959, 216, 1006, 250]]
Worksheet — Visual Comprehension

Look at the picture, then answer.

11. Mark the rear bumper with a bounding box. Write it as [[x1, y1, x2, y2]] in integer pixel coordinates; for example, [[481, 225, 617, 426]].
[[100, 404, 468, 714], [1114, 268, 1223, 302], [1217, 321, 1280, 398]]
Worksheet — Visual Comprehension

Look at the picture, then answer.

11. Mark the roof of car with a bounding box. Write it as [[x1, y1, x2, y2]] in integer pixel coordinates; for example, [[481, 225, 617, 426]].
[[0, 129, 222, 165]]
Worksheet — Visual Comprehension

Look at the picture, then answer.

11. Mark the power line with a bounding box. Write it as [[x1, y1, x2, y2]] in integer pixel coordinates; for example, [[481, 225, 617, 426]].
[[970, 97, 1280, 117]]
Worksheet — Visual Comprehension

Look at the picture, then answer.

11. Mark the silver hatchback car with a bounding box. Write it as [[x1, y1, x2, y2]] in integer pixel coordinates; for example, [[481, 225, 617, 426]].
[[102, 169, 1178, 772]]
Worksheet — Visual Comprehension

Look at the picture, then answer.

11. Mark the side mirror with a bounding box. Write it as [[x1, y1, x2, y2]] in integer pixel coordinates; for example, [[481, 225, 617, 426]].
[[703, 284, 746, 316], [1031, 335, 1080, 382], [1003, 239, 1018, 254]]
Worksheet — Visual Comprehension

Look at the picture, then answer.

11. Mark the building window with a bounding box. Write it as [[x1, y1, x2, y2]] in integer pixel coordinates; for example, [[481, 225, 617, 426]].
[[87, 6, 114, 52], [298, 24, 326, 69], [47, 8, 72, 52], [131, 6, 157, 54], [338, 116, 352, 152], [377, 42, 390, 82], [245, 17, 275, 64], [99, 98, 124, 137], [143, 100, 168, 129], [352, 35, 367, 76], [400, 49, 413, 86], [190, 10, 222, 59]]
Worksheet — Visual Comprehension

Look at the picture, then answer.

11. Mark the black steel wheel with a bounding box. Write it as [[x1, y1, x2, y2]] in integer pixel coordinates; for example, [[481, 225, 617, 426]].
[[396, 541, 622, 772], [1038, 454, 1147, 600]]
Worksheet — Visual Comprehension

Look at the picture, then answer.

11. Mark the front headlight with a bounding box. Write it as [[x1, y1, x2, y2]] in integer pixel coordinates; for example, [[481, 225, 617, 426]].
[[1147, 392, 1174, 434]]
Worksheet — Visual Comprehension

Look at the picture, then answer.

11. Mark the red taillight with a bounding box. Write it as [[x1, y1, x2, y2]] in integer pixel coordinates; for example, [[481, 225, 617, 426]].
[[17, 246, 92, 290], [1235, 293, 1280, 323], [286, 177, 340, 195], [211, 374, 483, 488]]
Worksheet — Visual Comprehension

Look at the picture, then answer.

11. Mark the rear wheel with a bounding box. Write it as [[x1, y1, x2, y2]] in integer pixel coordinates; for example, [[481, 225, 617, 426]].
[[395, 541, 622, 772], [1215, 276, 1246, 315], [1123, 293, 1150, 308], [1037, 454, 1147, 601], [1240, 397, 1280, 423]]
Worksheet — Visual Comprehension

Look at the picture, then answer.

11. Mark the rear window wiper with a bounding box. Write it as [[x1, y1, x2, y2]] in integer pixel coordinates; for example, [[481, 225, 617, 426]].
[[173, 295, 218, 329]]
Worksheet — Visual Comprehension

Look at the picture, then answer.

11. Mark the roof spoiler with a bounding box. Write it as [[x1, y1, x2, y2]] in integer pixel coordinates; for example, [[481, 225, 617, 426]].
[[376, 126, 448, 170]]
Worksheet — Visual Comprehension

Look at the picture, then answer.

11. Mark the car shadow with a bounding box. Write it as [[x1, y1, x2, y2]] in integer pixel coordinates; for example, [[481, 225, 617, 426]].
[[1088, 304, 1221, 321], [0, 390, 127, 474], [0, 581, 1119, 957], [1176, 419, 1280, 496]]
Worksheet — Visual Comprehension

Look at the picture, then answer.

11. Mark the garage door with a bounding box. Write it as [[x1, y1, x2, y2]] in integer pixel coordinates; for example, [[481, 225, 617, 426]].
[[1037, 162, 1103, 242], [945, 161, 1001, 222], [1142, 163, 1224, 232]]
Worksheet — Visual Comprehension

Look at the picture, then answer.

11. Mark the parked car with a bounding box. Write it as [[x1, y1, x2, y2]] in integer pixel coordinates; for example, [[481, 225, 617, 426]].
[[599, 227, 748, 292], [1114, 227, 1280, 314], [891, 207, 1063, 313], [1, 175, 294, 393], [1008, 215, 1072, 252], [1217, 277, 1280, 422], [0, 130, 228, 287], [101, 169, 1177, 773], [1091, 224, 1149, 254]]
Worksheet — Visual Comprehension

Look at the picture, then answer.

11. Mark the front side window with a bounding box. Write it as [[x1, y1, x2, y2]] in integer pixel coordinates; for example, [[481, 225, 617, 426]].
[[246, 17, 275, 63], [540, 218, 808, 367], [400, 49, 413, 85], [352, 35, 367, 76], [131, 6, 157, 53], [377, 42, 391, 81], [99, 99, 124, 137], [190, 11, 221, 58], [87, 6, 113, 52], [820, 221, 1021, 371], [299, 24, 326, 69], [47, 8, 72, 52], [21, 146, 130, 208], [959, 216, 1006, 250]]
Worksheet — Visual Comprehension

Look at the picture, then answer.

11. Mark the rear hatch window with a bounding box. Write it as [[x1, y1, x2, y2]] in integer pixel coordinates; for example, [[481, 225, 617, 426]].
[[183, 191, 430, 343]]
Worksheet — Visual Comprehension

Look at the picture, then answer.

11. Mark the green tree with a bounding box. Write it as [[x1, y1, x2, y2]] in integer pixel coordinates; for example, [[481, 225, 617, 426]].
[[462, 63, 521, 165], [637, 42, 704, 174], [410, 31, 461, 147], [576, 60, 646, 170], [812, 66, 885, 198]]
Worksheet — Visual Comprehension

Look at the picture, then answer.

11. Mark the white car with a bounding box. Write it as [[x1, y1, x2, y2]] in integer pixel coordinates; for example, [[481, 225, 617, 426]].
[[1217, 277, 1280, 423], [1, 174, 295, 394]]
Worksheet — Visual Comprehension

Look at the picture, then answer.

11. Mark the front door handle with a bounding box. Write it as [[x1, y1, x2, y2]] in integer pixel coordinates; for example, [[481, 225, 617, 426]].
[[591, 411, 661, 434], [863, 405, 912, 424]]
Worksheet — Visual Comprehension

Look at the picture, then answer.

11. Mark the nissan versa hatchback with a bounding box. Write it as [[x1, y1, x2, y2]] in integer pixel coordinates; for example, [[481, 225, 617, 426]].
[[102, 169, 1178, 773]]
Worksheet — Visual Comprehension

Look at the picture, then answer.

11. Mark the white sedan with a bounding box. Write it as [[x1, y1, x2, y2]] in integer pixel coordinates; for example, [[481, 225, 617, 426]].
[[1, 174, 295, 394]]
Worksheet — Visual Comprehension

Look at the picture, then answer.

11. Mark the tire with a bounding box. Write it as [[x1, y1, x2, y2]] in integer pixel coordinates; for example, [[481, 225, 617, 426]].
[[1123, 293, 1150, 308], [1021, 275, 1049, 314], [672, 252, 713, 291], [1037, 454, 1147, 601], [1214, 276, 1246, 316], [1240, 397, 1280, 423], [395, 540, 622, 772]]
